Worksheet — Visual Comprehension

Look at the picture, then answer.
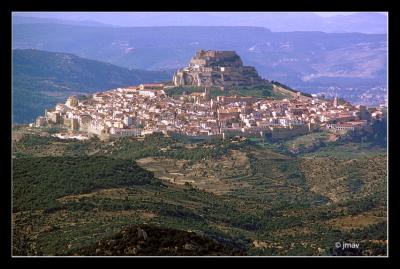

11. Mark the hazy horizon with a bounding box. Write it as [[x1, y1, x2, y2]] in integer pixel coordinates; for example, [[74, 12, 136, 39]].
[[12, 12, 388, 34]]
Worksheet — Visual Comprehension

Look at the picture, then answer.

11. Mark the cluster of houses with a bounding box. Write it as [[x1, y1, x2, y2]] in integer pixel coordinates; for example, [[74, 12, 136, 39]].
[[34, 83, 384, 140]]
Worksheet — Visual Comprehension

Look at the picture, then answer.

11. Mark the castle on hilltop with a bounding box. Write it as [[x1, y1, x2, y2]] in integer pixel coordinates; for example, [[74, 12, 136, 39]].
[[173, 50, 267, 88]]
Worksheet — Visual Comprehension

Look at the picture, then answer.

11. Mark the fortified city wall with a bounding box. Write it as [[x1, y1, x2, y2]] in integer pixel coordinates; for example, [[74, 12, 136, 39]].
[[173, 50, 267, 87]]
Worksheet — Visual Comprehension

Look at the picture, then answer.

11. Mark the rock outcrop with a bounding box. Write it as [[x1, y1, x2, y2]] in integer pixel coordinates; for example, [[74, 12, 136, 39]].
[[173, 50, 267, 88], [69, 225, 244, 256]]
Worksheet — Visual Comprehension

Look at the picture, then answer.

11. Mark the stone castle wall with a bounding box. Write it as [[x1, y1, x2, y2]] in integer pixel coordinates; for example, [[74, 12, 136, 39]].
[[270, 124, 315, 140], [173, 50, 267, 88]]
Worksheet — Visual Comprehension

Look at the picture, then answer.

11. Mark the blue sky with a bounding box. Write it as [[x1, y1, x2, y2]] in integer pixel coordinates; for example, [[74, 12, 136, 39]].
[[14, 11, 388, 22], [314, 12, 387, 17]]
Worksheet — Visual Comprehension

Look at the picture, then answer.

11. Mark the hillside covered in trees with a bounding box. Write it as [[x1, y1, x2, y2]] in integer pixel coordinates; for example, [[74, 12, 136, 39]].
[[12, 128, 387, 256], [12, 49, 170, 123]]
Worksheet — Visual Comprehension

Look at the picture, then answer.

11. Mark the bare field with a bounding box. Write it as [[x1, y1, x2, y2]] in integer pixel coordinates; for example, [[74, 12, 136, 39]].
[[136, 150, 252, 195], [325, 209, 387, 231]]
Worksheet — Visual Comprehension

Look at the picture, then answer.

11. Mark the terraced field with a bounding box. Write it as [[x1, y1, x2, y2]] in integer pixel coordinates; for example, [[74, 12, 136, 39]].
[[12, 129, 388, 256], [136, 150, 251, 195], [299, 155, 387, 203]]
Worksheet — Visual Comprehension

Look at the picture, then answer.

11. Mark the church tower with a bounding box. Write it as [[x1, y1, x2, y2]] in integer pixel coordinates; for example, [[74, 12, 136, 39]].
[[204, 87, 210, 100]]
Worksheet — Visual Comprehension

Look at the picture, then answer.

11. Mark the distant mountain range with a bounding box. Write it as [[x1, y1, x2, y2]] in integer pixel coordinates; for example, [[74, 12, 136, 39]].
[[13, 13, 387, 34], [12, 49, 170, 123], [12, 15, 112, 27], [12, 22, 387, 96]]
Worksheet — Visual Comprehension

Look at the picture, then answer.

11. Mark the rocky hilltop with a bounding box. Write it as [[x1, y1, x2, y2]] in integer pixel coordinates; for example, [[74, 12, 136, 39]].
[[69, 225, 243, 256], [173, 50, 267, 88]]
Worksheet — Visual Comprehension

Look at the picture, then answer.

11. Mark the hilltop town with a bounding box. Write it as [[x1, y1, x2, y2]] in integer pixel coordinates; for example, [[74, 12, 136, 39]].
[[32, 50, 385, 141]]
